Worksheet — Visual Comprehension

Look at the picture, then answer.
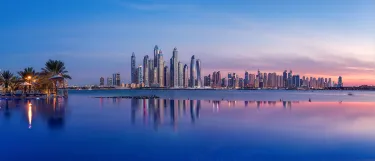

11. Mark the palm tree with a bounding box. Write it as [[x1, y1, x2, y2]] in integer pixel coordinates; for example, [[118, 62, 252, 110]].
[[8, 76, 22, 93], [0, 70, 14, 93], [18, 67, 38, 81], [41, 60, 72, 94], [18, 67, 38, 93]]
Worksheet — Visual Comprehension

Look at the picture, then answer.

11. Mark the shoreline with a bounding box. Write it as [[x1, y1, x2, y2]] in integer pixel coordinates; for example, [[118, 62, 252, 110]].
[[66, 88, 375, 91]]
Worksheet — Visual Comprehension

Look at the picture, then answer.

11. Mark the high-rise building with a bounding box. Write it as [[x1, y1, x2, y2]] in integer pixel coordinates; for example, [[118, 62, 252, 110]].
[[107, 77, 113, 86], [153, 68, 158, 85], [216, 71, 221, 87], [222, 78, 227, 87], [172, 47, 179, 87], [196, 59, 202, 88], [288, 70, 293, 88], [283, 70, 288, 87], [131, 52, 136, 83], [170, 57, 174, 87], [148, 59, 154, 84], [244, 71, 249, 87], [263, 73, 268, 88], [164, 66, 170, 87], [154, 45, 159, 68], [190, 55, 196, 87], [204, 76, 209, 87], [112, 73, 120, 86], [143, 55, 149, 87], [212, 72, 217, 88], [328, 78, 332, 87], [138, 66, 143, 84], [268, 73, 272, 87], [178, 62, 183, 87], [100, 77, 105, 86], [249, 74, 256, 88], [338, 76, 343, 87], [183, 64, 189, 88], [158, 52, 164, 87], [239, 78, 244, 88], [228, 73, 233, 88]]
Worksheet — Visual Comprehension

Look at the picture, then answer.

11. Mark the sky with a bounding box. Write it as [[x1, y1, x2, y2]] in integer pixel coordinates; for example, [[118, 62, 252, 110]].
[[0, 0, 374, 86]]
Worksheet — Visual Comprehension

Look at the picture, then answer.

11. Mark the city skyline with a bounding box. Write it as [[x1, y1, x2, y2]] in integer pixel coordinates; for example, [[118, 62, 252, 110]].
[[1, 0, 374, 86], [99, 46, 343, 89]]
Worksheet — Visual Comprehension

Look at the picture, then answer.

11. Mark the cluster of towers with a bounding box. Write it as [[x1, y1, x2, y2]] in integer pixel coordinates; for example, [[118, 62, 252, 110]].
[[204, 69, 340, 89], [131, 45, 203, 88]]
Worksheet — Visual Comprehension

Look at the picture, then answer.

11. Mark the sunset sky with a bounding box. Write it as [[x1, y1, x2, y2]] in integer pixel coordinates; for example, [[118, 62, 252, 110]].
[[1, 0, 374, 86]]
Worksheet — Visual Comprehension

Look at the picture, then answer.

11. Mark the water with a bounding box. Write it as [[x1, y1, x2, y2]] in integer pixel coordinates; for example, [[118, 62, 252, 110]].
[[1, 90, 375, 161]]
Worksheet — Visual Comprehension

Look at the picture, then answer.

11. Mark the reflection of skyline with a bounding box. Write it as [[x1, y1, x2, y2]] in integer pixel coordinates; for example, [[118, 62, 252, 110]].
[[129, 99, 304, 130], [130, 98, 201, 130]]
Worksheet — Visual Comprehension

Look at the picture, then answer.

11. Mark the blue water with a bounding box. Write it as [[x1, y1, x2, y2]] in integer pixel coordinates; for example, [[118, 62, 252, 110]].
[[1, 90, 375, 161]]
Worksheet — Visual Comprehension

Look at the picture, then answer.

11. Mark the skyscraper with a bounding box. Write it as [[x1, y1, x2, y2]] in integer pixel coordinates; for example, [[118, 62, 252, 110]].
[[288, 70, 293, 88], [172, 47, 179, 87], [170, 57, 174, 87], [143, 55, 149, 87], [212, 72, 217, 87], [178, 62, 183, 87], [138, 66, 143, 84], [244, 71, 249, 87], [183, 64, 189, 88], [112, 73, 120, 86], [164, 66, 170, 87], [107, 77, 113, 87], [148, 59, 154, 84], [196, 59, 202, 88], [283, 70, 288, 87], [190, 55, 196, 87], [249, 74, 256, 88], [338, 76, 343, 87], [158, 52, 164, 87], [131, 52, 136, 83], [228, 73, 233, 88], [100, 77, 104, 86], [154, 45, 159, 68]]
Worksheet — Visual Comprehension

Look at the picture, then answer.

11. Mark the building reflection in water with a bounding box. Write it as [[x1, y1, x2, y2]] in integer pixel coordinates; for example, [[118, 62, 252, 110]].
[[129, 98, 305, 131]]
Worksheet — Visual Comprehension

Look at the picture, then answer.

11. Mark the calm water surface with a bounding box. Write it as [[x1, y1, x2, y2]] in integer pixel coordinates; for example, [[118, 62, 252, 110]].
[[1, 90, 375, 161]]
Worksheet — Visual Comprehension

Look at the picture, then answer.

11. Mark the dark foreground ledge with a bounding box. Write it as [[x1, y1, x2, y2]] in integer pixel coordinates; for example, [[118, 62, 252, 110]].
[[92, 95, 160, 99]]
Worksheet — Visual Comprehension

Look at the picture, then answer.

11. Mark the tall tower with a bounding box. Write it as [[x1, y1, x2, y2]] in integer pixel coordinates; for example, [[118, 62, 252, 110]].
[[131, 52, 136, 83], [283, 70, 287, 88], [100, 77, 105, 86], [190, 55, 196, 87], [158, 52, 164, 87], [183, 64, 189, 88], [178, 62, 183, 87], [138, 66, 143, 84], [164, 66, 170, 87], [170, 57, 174, 87], [173, 47, 179, 88], [113, 73, 120, 86], [244, 71, 249, 87], [154, 45, 159, 68], [148, 59, 154, 85], [338, 76, 343, 87], [288, 70, 293, 88], [196, 59, 202, 88], [143, 55, 149, 87]]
